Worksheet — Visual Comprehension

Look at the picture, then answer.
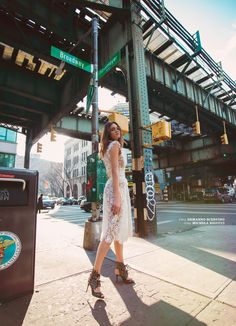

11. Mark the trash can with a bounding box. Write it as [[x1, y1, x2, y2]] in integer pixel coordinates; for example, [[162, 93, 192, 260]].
[[0, 168, 38, 303]]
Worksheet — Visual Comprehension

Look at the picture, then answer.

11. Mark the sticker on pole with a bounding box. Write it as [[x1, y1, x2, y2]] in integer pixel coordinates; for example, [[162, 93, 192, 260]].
[[0, 231, 22, 271]]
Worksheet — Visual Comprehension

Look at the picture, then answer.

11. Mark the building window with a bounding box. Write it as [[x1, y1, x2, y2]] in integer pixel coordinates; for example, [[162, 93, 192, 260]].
[[82, 140, 87, 148], [0, 127, 17, 143], [73, 143, 79, 152], [73, 169, 79, 177], [81, 166, 86, 175], [66, 148, 71, 156], [73, 156, 78, 165], [0, 153, 15, 167], [82, 152, 88, 162], [65, 159, 71, 170]]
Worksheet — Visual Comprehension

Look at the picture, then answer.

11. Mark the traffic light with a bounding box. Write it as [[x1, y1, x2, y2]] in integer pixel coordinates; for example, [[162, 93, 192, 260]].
[[220, 133, 228, 145], [192, 121, 201, 135], [37, 142, 42, 153], [151, 120, 171, 143], [50, 127, 57, 142]]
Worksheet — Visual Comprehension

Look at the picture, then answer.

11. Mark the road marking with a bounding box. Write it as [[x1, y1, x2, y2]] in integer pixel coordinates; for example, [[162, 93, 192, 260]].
[[157, 205, 236, 208], [157, 220, 172, 224], [159, 210, 236, 215]]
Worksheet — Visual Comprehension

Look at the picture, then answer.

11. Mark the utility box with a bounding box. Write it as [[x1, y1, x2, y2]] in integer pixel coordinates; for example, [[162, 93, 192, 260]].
[[0, 168, 38, 303], [86, 153, 107, 203]]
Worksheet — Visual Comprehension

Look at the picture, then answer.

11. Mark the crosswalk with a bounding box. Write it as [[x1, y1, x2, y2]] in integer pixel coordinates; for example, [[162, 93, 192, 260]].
[[44, 202, 236, 232], [46, 205, 91, 227]]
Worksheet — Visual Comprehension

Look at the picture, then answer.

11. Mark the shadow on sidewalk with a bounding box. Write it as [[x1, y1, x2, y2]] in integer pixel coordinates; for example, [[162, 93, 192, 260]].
[[148, 227, 236, 280], [0, 294, 32, 326], [85, 250, 206, 326]]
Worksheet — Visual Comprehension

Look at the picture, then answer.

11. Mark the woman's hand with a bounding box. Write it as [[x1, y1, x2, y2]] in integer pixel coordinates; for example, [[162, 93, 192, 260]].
[[112, 194, 121, 216]]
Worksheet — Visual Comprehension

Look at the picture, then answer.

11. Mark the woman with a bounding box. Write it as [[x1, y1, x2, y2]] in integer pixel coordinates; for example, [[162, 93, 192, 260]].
[[86, 121, 134, 299]]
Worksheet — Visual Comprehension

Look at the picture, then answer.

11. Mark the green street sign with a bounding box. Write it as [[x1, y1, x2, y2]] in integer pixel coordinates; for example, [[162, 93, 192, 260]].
[[51, 46, 92, 73], [86, 51, 121, 113], [98, 51, 121, 79]]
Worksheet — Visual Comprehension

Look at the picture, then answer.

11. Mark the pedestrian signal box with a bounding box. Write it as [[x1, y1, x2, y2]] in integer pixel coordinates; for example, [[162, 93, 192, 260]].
[[192, 121, 201, 135], [108, 112, 129, 135], [36, 142, 42, 153], [86, 153, 107, 202], [221, 133, 229, 145], [152, 121, 171, 143]]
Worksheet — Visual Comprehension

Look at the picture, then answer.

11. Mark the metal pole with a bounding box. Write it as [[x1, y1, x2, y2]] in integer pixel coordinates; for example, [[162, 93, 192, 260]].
[[91, 15, 100, 221], [92, 15, 99, 154], [223, 120, 226, 134], [24, 130, 33, 168]]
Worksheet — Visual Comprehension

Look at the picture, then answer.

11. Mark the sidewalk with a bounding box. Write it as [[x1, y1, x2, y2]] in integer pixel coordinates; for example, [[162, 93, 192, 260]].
[[1, 213, 236, 326]]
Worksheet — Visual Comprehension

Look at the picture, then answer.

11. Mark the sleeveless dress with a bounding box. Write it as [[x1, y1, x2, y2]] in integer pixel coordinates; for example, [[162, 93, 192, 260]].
[[100, 140, 133, 244]]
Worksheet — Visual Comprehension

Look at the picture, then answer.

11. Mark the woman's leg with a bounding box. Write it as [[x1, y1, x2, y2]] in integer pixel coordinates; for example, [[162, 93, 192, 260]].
[[88, 239, 110, 295], [114, 241, 134, 283], [114, 240, 124, 263], [93, 239, 111, 274]]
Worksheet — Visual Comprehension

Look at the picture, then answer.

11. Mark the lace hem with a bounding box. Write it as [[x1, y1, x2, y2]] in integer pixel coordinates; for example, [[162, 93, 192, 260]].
[[102, 213, 120, 244]]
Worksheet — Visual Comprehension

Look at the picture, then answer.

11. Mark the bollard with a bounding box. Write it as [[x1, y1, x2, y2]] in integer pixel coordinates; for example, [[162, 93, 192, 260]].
[[83, 220, 102, 251]]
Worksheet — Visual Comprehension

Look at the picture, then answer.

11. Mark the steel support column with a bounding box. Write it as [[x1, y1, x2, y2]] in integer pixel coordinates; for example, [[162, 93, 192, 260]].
[[24, 130, 33, 168], [127, 1, 157, 237]]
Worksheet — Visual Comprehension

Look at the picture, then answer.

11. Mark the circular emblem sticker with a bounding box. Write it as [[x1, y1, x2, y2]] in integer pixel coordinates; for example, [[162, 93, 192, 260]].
[[0, 231, 22, 271]]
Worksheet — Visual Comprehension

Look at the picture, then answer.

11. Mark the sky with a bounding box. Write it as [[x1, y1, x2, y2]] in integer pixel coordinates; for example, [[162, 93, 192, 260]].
[[164, 0, 236, 79], [17, 0, 236, 162]]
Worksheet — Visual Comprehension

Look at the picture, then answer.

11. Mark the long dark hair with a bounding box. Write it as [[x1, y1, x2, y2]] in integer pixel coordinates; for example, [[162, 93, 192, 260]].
[[100, 121, 124, 158]]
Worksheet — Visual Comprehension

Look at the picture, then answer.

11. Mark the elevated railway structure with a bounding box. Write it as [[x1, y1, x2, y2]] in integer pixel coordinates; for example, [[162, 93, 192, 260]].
[[0, 0, 235, 236]]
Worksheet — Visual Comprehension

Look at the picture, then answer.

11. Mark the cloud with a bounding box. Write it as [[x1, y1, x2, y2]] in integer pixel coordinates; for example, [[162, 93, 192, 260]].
[[224, 33, 236, 56], [213, 32, 236, 79], [232, 21, 236, 30]]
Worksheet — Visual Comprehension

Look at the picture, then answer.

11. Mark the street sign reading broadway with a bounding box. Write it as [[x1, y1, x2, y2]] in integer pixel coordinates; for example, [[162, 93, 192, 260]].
[[51, 46, 93, 73]]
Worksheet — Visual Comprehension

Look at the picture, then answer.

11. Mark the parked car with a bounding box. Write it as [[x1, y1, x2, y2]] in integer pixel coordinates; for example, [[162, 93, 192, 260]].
[[80, 199, 91, 212], [227, 187, 235, 199], [78, 195, 86, 205], [80, 199, 103, 213], [57, 197, 71, 205], [188, 191, 203, 201], [203, 188, 232, 203], [42, 196, 55, 209], [67, 197, 78, 205]]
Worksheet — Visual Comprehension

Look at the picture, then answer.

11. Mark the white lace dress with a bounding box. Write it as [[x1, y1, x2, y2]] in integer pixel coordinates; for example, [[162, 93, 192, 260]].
[[100, 141, 133, 244]]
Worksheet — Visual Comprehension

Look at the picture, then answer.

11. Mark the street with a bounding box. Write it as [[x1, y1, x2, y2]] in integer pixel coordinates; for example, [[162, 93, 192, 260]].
[[43, 201, 236, 236], [1, 203, 236, 325]]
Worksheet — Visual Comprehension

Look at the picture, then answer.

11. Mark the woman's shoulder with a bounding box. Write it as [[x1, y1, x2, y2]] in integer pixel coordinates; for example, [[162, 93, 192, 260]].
[[107, 140, 121, 151]]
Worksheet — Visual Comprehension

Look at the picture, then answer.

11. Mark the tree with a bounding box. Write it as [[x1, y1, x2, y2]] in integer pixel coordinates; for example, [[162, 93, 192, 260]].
[[44, 162, 64, 197]]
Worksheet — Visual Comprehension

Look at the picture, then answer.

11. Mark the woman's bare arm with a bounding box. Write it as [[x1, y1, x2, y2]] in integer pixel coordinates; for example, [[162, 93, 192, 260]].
[[110, 141, 121, 215]]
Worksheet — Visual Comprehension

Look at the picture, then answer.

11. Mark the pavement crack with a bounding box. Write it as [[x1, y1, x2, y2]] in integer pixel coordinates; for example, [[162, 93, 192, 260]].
[[36, 269, 92, 288]]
